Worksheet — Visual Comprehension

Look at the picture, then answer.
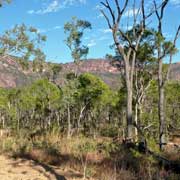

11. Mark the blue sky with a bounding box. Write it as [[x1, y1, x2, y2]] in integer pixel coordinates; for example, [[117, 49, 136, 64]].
[[0, 0, 180, 63]]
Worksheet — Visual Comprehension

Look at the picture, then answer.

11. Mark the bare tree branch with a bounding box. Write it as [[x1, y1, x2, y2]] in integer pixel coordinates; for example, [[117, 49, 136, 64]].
[[141, 0, 145, 28], [154, 0, 169, 35], [100, 9, 112, 29], [115, 0, 128, 23], [101, 0, 116, 25]]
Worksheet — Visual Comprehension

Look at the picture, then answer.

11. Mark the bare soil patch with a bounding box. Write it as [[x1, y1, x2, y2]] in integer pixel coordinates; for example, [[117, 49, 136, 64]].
[[0, 155, 84, 180]]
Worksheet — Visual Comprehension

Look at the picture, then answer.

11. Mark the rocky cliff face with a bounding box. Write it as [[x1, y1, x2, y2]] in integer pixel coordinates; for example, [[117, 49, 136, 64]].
[[169, 62, 180, 81], [0, 56, 179, 88], [62, 59, 122, 74], [0, 56, 38, 88]]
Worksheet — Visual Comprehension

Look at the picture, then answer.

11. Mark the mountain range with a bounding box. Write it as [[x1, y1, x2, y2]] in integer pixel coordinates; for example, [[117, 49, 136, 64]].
[[0, 55, 179, 89]]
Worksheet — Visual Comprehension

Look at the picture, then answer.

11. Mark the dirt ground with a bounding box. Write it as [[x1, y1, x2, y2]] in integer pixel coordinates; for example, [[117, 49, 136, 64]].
[[0, 155, 84, 180]]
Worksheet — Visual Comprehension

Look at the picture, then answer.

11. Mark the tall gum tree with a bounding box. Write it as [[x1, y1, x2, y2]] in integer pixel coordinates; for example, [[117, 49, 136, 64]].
[[153, 0, 180, 150], [0, 24, 46, 72], [100, 0, 162, 140], [64, 17, 91, 77]]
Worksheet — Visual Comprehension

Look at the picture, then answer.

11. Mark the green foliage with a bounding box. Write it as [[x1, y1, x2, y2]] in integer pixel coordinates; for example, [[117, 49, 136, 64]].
[[50, 64, 62, 79], [0, 79, 63, 130], [0, 24, 46, 71], [0, 137, 14, 153], [0, 88, 9, 110], [117, 85, 126, 107], [141, 80, 180, 141], [97, 140, 119, 157], [77, 73, 112, 106], [165, 82, 180, 127], [0, 1, 179, 178], [154, 32, 178, 57], [64, 17, 91, 63], [78, 141, 96, 154], [29, 79, 62, 109], [100, 125, 119, 137], [112, 27, 156, 62], [61, 77, 78, 107], [66, 72, 76, 80], [147, 136, 160, 153]]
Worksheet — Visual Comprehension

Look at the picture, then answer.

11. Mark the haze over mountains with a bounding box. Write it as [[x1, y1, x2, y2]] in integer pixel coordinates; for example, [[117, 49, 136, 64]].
[[0, 55, 179, 88]]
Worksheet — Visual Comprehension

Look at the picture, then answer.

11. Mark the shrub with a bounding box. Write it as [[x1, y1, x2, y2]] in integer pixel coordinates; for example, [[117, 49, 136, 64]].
[[100, 126, 119, 137]]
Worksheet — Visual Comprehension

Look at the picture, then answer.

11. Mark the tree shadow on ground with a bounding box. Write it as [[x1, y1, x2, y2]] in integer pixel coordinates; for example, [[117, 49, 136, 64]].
[[31, 160, 67, 180], [11, 153, 83, 179], [10, 155, 67, 180]]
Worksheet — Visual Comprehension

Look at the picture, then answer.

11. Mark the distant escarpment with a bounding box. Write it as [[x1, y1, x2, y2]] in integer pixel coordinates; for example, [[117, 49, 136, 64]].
[[0, 56, 179, 88]]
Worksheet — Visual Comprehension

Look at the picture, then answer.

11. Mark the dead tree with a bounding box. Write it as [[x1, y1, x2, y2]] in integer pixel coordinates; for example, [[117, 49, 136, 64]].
[[153, 0, 180, 150], [100, 0, 157, 140]]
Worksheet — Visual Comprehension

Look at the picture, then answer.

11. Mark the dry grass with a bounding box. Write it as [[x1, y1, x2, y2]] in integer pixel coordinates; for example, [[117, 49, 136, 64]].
[[0, 132, 180, 180]]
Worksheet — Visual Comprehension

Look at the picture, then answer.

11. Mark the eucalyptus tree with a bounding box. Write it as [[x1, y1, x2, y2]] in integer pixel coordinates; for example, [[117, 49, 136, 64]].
[[61, 78, 78, 138], [153, 0, 180, 150], [0, 24, 46, 71], [77, 73, 113, 136], [142, 80, 180, 143], [107, 28, 157, 140], [27, 79, 62, 130], [64, 17, 91, 76], [100, 0, 162, 140]]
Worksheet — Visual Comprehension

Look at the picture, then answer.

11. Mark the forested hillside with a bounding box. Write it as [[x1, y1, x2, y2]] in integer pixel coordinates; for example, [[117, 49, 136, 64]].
[[0, 0, 180, 180]]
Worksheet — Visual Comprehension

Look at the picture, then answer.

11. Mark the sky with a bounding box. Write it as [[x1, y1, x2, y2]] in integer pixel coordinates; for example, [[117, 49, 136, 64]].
[[0, 0, 180, 63]]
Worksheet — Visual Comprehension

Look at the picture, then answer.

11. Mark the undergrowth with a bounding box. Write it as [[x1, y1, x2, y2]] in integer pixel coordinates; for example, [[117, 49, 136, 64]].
[[0, 131, 179, 180]]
